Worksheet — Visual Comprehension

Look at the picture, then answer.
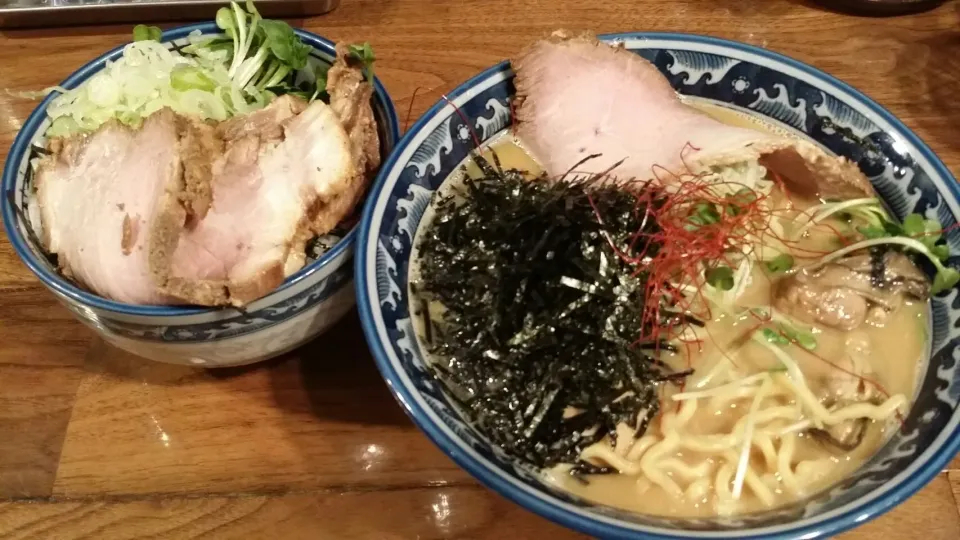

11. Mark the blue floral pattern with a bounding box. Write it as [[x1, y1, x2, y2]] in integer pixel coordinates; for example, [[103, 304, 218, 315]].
[[358, 34, 960, 539], [82, 263, 353, 342]]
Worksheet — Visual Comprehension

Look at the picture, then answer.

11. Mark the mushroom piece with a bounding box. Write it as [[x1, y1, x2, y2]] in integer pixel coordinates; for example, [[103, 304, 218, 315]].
[[775, 249, 930, 331], [809, 333, 879, 451], [811, 418, 869, 452]]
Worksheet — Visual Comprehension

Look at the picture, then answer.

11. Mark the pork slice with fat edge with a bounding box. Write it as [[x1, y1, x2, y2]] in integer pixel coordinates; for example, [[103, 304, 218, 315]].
[[161, 97, 359, 306], [512, 31, 873, 199], [34, 109, 184, 305]]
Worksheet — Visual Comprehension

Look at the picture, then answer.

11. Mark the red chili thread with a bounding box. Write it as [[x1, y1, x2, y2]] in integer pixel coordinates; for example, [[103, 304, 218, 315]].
[[403, 86, 424, 134], [441, 93, 483, 150], [577, 144, 890, 400]]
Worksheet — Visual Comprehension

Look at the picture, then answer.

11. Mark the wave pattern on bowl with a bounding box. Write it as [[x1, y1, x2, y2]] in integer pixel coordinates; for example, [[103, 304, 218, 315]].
[[357, 33, 960, 539]]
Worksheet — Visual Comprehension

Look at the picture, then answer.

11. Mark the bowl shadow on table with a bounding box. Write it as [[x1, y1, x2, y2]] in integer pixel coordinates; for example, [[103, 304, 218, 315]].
[[258, 309, 414, 427], [704, 0, 827, 15], [85, 308, 412, 427], [705, 0, 950, 16], [802, 0, 951, 16]]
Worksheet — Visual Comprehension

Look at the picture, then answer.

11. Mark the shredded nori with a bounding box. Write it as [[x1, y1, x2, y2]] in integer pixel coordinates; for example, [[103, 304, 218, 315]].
[[413, 156, 693, 470]]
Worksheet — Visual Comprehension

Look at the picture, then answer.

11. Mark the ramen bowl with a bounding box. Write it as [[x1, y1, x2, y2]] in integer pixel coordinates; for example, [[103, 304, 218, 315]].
[[1, 23, 399, 368], [355, 33, 960, 538]]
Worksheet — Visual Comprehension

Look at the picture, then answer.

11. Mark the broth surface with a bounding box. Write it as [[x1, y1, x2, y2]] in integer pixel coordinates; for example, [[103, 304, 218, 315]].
[[410, 101, 927, 518]]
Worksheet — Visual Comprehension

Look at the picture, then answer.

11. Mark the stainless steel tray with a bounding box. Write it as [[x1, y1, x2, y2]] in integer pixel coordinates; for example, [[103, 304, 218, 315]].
[[0, 0, 339, 28]]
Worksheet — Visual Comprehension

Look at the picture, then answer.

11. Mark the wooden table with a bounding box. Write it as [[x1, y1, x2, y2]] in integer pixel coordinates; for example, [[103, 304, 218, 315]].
[[1, 0, 960, 538]]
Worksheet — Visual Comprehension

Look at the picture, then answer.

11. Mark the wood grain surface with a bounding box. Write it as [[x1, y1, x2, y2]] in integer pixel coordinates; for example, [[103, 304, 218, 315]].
[[2, 0, 960, 538]]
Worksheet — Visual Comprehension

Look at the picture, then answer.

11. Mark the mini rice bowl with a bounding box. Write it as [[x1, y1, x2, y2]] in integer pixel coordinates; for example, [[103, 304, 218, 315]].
[[2, 23, 399, 367]]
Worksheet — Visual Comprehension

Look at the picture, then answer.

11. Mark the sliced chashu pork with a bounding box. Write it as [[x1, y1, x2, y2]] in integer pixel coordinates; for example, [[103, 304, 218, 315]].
[[34, 109, 183, 305], [162, 51, 382, 306], [303, 46, 381, 254], [313, 42, 381, 232], [328, 43, 381, 178], [162, 97, 357, 305], [512, 32, 872, 199], [278, 43, 384, 275], [35, 45, 380, 307]]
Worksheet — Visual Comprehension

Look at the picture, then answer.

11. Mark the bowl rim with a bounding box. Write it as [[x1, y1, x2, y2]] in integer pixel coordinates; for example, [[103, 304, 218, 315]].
[[355, 31, 960, 539], [1, 22, 400, 318]]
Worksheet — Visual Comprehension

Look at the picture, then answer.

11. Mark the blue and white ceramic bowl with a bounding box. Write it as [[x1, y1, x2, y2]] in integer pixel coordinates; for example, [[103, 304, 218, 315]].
[[1, 23, 399, 367], [356, 33, 960, 538]]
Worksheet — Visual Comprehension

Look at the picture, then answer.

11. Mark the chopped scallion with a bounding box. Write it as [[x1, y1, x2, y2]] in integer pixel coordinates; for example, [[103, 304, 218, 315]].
[[705, 265, 735, 291], [765, 253, 794, 274], [132, 24, 162, 42]]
